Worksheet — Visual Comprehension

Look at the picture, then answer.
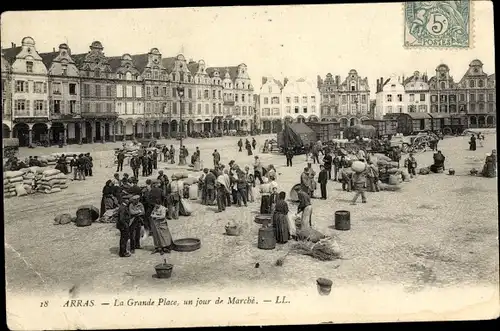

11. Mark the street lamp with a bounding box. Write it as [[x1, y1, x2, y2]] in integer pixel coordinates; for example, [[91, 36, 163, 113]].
[[176, 84, 185, 148]]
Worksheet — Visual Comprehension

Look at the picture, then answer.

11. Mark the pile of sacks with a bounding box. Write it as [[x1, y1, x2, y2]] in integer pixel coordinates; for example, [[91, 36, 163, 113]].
[[38, 154, 58, 167], [36, 169, 69, 194], [372, 153, 399, 169], [3, 170, 26, 198]]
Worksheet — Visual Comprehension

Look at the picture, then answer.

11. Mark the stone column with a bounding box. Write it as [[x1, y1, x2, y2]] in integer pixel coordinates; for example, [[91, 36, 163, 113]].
[[28, 129, 33, 146], [101, 122, 106, 143], [142, 123, 145, 139], [90, 121, 95, 144], [110, 122, 116, 142], [63, 123, 68, 146], [79, 122, 83, 145]]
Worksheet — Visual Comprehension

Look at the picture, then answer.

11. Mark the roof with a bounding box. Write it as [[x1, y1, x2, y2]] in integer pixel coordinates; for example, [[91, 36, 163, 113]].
[[107, 56, 122, 71], [71, 53, 88, 67], [130, 54, 149, 72], [187, 61, 199, 75], [288, 122, 315, 135], [488, 73, 495, 80], [206, 66, 238, 80], [429, 113, 451, 119], [403, 113, 432, 119], [38, 51, 58, 68], [161, 57, 177, 73], [2, 46, 22, 64]]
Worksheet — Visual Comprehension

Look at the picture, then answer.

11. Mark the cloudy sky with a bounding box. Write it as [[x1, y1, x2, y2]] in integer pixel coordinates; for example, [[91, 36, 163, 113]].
[[1, 3, 495, 97]]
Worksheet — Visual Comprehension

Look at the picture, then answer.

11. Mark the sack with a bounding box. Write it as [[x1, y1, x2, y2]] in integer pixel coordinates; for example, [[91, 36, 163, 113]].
[[351, 161, 366, 173], [9, 176, 23, 183], [23, 173, 35, 179], [179, 198, 192, 216], [23, 179, 34, 186], [379, 183, 402, 191], [188, 185, 198, 200], [14, 184, 28, 197], [23, 185, 33, 194], [183, 177, 199, 185], [54, 213, 72, 225], [51, 187, 62, 193], [401, 169, 410, 182], [388, 174, 399, 185], [3, 178, 9, 185], [29, 166, 40, 173], [36, 167, 47, 174], [173, 172, 188, 180], [5, 170, 24, 179], [19, 168, 31, 174], [419, 167, 430, 175], [60, 184, 69, 189], [42, 169, 61, 177], [296, 228, 326, 243], [387, 168, 399, 175]]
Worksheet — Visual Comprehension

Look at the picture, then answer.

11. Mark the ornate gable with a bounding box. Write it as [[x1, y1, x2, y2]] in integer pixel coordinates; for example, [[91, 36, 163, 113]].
[[79, 41, 112, 77]]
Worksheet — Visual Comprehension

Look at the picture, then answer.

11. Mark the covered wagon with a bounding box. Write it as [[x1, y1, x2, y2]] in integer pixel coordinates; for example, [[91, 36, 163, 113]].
[[342, 124, 377, 140]]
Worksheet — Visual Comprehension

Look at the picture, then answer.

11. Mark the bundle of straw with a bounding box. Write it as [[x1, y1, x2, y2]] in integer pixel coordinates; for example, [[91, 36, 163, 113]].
[[291, 238, 342, 261]]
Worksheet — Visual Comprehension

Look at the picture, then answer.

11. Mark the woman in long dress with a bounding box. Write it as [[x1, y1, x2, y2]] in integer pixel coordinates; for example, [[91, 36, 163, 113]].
[[100, 180, 116, 217], [150, 201, 173, 255], [259, 177, 271, 214], [272, 191, 290, 243]]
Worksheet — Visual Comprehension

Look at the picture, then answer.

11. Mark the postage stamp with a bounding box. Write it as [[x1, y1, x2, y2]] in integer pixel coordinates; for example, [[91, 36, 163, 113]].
[[404, 1, 471, 48]]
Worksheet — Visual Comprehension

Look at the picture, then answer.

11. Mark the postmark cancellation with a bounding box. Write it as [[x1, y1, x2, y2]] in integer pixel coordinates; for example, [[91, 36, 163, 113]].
[[404, 1, 471, 48]]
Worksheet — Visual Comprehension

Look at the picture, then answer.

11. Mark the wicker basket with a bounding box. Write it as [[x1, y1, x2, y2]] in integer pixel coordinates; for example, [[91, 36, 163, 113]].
[[154, 261, 173, 279]]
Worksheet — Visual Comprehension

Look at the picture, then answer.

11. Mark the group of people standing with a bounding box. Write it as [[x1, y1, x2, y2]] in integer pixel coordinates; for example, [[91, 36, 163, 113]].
[[237, 137, 257, 155], [469, 132, 485, 151]]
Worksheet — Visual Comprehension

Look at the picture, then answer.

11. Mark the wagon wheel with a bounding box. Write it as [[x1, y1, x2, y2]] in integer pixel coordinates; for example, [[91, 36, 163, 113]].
[[442, 126, 452, 135], [412, 142, 427, 153]]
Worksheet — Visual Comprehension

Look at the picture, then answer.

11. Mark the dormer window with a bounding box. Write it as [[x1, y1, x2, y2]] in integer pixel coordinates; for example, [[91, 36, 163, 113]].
[[62, 67, 67, 76], [26, 61, 33, 73]]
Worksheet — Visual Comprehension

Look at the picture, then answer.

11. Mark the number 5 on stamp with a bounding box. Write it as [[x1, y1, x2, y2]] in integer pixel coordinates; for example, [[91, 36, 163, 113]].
[[404, 1, 471, 48]]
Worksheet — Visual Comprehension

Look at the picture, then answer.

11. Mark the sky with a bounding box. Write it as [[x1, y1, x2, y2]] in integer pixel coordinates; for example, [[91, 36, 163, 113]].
[[1, 3, 495, 98]]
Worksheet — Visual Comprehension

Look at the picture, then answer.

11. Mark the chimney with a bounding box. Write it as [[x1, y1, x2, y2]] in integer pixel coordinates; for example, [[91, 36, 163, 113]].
[[262, 77, 268, 85], [335, 75, 340, 86], [284, 77, 289, 86], [11, 42, 16, 48], [53, 47, 56, 52]]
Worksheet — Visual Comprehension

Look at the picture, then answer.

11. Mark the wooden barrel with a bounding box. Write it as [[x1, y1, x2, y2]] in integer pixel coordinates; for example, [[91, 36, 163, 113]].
[[334, 210, 350, 231], [254, 214, 272, 225], [258, 227, 276, 250]]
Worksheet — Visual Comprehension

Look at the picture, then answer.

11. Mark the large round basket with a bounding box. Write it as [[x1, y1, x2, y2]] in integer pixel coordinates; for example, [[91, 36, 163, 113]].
[[172, 238, 201, 252], [351, 161, 366, 173], [75, 205, 99, 227], [254, 214, 272, 225], [154, 263, 173, 279], [316, 277, 333, 296], [225, 226, 241, 236]]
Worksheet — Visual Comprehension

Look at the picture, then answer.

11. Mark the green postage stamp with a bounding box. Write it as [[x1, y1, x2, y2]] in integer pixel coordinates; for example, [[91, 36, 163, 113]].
[[404, 1, 471, 48]]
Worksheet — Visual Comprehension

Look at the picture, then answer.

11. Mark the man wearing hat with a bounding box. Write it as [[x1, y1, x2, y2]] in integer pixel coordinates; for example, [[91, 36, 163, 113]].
[[253, 156, 264, 184], [128, 195, 144, 254], [116, 198, 132, 257], [405, 152, 417, 178], [167, 175, 181, 219]]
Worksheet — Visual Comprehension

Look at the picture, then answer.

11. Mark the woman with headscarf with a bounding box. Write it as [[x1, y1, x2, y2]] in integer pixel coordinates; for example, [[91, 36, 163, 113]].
[[469, 134, 477, 151], [100, 180, 117, 218], [481, 149, 497, 178], [149, 187, 173, 255], [272, 191, 290, 244], [259, 177, 272, 214]]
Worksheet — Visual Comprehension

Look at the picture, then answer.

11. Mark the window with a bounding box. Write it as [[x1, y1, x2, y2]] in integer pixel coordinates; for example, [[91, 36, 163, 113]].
[[440, 95, 447, 103], [440, 82, 446, 89], [449, 95, 456, 103], [488, 93, 494, 101], [470, 104, 476, 112], [409, 94, 415, 102], [268, 86, 272, 93], [386, 94, 392, 102], [197, 90, 202, 99], [53, 100, 61, 113], [351, 84, 356, 91], [152, 86, 158, 96], [218, 91, 221, 99], [188, 103, 193, 114], [271, 97, 279, 104], [204, 90, 209, 99], [361, 95, 366, 103], [218, 104, 222, 114], [235, 94, 239, 102], [311, 105, 316, 113], [15, 100, 26, 111], [419, 105, 427, 112], [205, 104, 209, 114], [197, 104, 202, 114], [272, 108, 279, 116], [387, 106, 393, 113], [478, 94, 485, 102], [479, 103, 485, 112], [242, 94, 245, 102], [469, 80, 475, 88], [155, 103, 160, 113], [95, 85, 101, 97], [449, 104, 457, 113], [294, 106, 299, 113], [147, 87, 152, 96], [146, 102, 152, 113], [311, 96, 316, 103], [52, 83, 61, 95], [35, 100, 44, 111], [83, 84, 90, 96], [107, 103, 112, 112], [213, 103, 217, 114], [286, 97, 291, 103], [84, 103, 90, 112], [172, 102, 177, 114], [286, 106, 291, 113], [69, 83, 77, 95], [342, 95, 347, 104], [263, 97, 269, 104], [431, 95, 437, 102], [302, 96, 307, 103], [294, 96, 299, 103], [478, 80, 484, 88], [469, 94, 475, 102], [34, 82, 43, 93], [95, 103, 101, 112], [397, 94, 403, 102], [488, 103, 494, 112], [397, 106, 403, 113], [26, 61, 33, 73], [70, 100, 76, 113], [62, 67, 67, 76]]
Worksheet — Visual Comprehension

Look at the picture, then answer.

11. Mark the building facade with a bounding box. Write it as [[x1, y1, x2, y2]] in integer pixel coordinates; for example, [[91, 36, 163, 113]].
[[40, 43, 81, 144], [3, 37, 49, 146], [281, 78, 320, 124], [259, 77, 283, 133], [317, 70, 371, 127], [374, 76, 406, 120], [0, 36, 255, 144], [403, 71, 430, 115], [428, 60, 496, 128]]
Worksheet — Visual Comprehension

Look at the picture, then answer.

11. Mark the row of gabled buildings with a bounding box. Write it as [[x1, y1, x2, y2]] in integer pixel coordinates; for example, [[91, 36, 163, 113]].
[[375, 60, 496, 128], [1, 37, 255, 146], [256, 60, 496, 133]]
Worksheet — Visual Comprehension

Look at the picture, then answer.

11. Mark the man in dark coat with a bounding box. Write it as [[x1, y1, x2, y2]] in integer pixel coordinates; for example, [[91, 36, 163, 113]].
[[237, 139, 243, 152], [285, 147, 294, 167], [318, 165, 328, 200], [322, 150, 333, 180], [152, 150, 158, 170], [85, 153, 93, 176], [142, 153, 149, 177], [130, 155, 141, 179], [117, 150, 125, 172], [116, 200, 131, 257], [252, 138, 257, 150], [212, 149, 221, 168], [204, 169, 217, 205]]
